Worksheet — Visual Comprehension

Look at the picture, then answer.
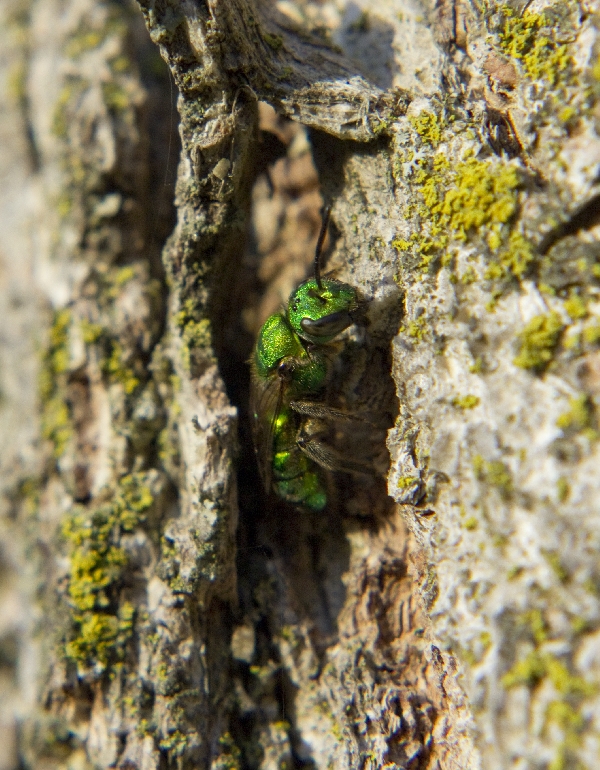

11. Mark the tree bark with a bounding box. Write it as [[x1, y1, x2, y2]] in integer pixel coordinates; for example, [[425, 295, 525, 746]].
[[1, 0, 599, 769]]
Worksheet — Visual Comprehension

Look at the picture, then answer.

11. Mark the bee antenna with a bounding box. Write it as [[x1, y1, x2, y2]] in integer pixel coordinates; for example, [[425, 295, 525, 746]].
[[314, 205, 331, 290]]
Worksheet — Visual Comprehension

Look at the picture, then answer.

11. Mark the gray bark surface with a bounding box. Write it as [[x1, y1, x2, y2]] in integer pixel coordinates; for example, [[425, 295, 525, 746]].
[[0, 0, 599, 769]]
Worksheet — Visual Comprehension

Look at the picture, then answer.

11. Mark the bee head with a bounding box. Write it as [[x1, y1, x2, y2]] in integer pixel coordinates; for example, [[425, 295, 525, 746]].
[[287, 278, 359, 344], [287, 204, 361, 343]]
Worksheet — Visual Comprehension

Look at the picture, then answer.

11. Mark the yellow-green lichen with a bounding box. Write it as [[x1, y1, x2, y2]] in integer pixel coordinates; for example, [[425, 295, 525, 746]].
[[582, 323, 600, 345], [14, 476, 40, 518], [409, 111, 443, 145], [400, 314, 427, 341], [409, 150, 533, 282], [391, 238, 411, 252], [570, 616, 589, 635], [277, 65, 293, 82], [396, 475, 420, 490], [155, 661, 169, 684], [503, 650, 579, 692], [39, 309, 73, 457], [559, 105, 578, 125], [546, 703, 585, 770], [159, 730, 189, 755], [520, 609, 548, 644], [564, 330, 582, 351], [470, 356, 484, 374], [556, 476, 570, 503], [41, 397, 72, 459], [52, 79, 88, 139], [47, 308, 71, 376], [419, 156, 519, 241], [110, 55, 132, 75], [7, 59, 27, 105], [513, 312, 564, 372], [556, 394, 597, 440], [156, 367, 182, 470], [79, 319, 104, 344], [113, 265, 136, 286], [64, 13, 127, 60], [182, 319, 211, 356], [498, 7, 572, 87], [279, 624, 301, 646], [212, 732, 242, 770], [65, 604, 135, 669], [592, 50, 600, 83], [452, 394, 480, 409], [55, 191, 73, 220], [64, 30, 104, 58], [564, 293, 587, 320], [504, 650, 535, 686], [543, 550, 569, 583], [486, 230, 535, 281], [174, 299, 213, 371], [459, 266, 478, 285], [102, 81, 129, 112], [263, 32, 283, 51], [102, 341, 140, 394], [63, 473, 154, 670], [473, 454, 513, 497]]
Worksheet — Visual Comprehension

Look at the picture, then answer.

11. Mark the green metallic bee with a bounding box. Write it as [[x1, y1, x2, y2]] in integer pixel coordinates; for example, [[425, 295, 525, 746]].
[[250, 207, 365, 511]]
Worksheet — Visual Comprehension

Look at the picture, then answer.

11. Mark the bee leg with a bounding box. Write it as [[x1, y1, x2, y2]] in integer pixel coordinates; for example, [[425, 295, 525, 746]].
[[289, 401, 364, 422], [296, 421, 372, 476]]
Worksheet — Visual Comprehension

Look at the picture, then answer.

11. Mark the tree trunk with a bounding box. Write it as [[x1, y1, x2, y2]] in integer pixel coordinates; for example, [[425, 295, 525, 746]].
[[1, 0, 599, 768]]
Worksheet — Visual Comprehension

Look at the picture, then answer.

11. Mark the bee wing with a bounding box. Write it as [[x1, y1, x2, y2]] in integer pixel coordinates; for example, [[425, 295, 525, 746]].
[[249, 367, 286, 494]]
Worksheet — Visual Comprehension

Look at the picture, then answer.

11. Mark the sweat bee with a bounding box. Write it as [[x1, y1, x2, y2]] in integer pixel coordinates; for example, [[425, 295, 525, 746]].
[[250, 206, 367, 511]]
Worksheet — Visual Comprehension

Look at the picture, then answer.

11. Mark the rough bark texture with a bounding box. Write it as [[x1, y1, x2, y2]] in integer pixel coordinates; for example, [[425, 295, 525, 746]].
[[1, 0, 600, 769]]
